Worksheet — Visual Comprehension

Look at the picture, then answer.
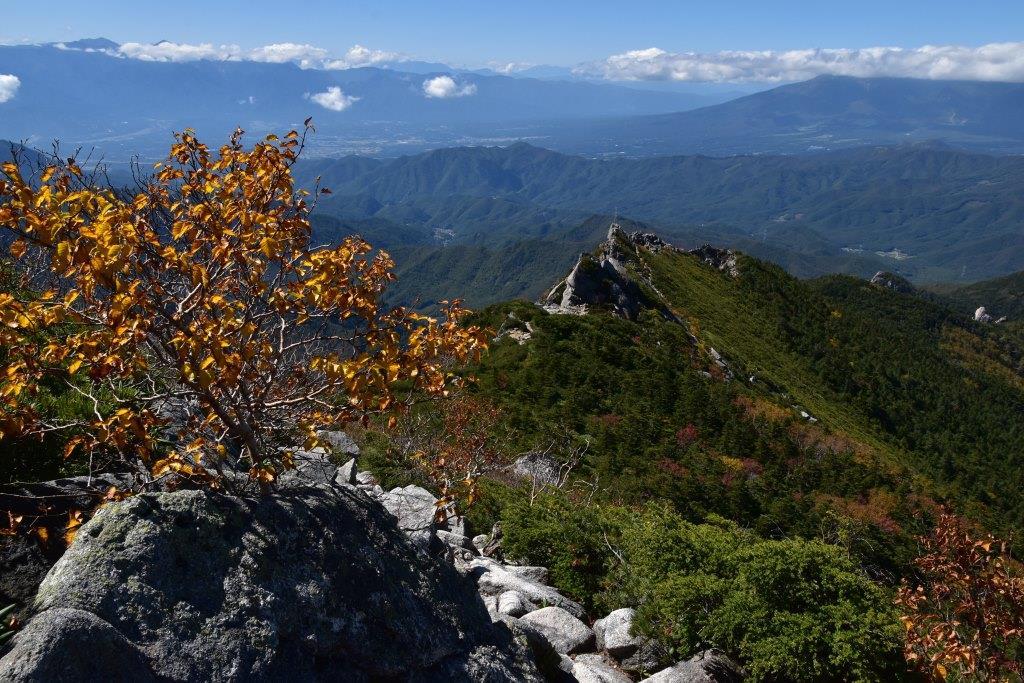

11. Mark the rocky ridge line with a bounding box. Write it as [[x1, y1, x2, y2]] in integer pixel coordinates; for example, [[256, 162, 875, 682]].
[[540, 225, 738, 321]]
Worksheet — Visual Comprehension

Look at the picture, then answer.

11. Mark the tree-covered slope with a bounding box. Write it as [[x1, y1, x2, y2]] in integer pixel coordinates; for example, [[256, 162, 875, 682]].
[[466, 231, 1024, 553], [932, 270, 1024, 322], [303, 142, 1024, 283]]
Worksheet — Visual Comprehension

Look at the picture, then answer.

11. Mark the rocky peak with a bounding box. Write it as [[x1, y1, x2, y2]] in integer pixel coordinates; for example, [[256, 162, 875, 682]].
[[626, 231, 678, 254], [540, 225, 741, 321], [974, 306, 1007, 324], [870, 271, 914, 294], [540, 223, 654, 320]]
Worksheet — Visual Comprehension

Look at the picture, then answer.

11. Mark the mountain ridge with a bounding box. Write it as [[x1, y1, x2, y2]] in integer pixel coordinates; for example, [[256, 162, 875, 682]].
[[297, 141, 1024, 285], [543, 74, 1024, 155], [469, 225, 1024, 539]]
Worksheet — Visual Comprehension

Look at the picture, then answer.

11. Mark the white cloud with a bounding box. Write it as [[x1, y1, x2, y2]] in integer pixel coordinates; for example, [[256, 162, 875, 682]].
[[112, 41, 400, 70], [306, 86, 360, 112], [117, 41, 241, 62], [488, 62, 534, 75], [0, 74, 20, 103], [246, 43, 328, 68], [578, 42, 1024, 83], [422, 75, 477, 98], [323, 44, 401, 69]]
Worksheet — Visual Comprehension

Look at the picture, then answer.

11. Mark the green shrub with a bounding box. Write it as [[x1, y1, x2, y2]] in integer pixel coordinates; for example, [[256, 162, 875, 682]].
[[499, 493, 906, 679], [617, 505, 905, 682], [463, 479, 519, 538], [501, 494, 626, 612]]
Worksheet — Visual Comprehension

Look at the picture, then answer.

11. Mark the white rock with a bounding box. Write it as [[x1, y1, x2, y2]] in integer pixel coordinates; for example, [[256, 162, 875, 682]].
[[436, 530, 471, 550], [378, 484, 463, 540], [573, 653, 633, 683], [595, 608, 643, 659], [521, 606, 595, 654], [317, 430, 360, 456], [443, 511, 465, 537], [497, 590, 536, 618], [511, 451, 560, 486], [469, 558, 584, 618], [361, 484, 384, 497], [336, 458, 357, 486], [379, 485, 440, 552], [504, 565, 549, 584], [280, 449, 339, 486]]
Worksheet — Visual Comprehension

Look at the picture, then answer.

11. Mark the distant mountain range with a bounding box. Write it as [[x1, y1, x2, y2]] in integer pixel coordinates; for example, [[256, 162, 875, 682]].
[[545, 75, 1024, 155], [0, 41, 721, 161], [5, 42, 1024, 161], [292, 142, 1024, 300], [7, 131, 1022, 304]]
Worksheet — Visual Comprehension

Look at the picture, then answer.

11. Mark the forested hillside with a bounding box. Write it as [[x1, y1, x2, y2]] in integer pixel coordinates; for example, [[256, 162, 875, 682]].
[[933, 270, 1024, 321], [355, 227, 1020, 679], [461, 229, 1024, 560], [298, 142, 1024, 289]]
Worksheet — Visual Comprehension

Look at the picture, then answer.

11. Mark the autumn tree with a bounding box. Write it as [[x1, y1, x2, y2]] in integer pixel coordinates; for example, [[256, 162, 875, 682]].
[[897, 512, 1024, 681], [0, 124, 487, 491]]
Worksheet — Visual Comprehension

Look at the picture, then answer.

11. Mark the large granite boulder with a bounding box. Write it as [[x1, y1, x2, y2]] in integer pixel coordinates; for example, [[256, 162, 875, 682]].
[[595, 607, 642, 658], [511, 451, 561, 487], [0, 608, 154, 682], [378, 484, 465, 552], [316, 430, 360, 457], [592, 606, 668, 673], [0, 482, 541, 682], [521, 606, 595, 655], [496, 590, 536, 617], [493, 614, 575, 683]]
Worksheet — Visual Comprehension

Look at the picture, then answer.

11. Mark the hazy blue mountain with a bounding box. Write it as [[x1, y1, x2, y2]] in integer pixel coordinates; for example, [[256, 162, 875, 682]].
[[541, 75, 1024, 155], [52, 37, 121, 51], [8, 45, 1024, 162], [0, 42, 713, 161], [0, 139, 51, 171], [298, 142, 1024, 283]]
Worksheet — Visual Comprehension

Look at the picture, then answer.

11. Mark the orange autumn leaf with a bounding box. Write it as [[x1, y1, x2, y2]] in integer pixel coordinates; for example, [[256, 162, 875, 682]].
[[0, 123, 489, 494]]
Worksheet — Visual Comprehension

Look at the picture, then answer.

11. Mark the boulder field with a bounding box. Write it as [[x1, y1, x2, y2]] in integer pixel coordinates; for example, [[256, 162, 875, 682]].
[[0, 445, 742, 682]]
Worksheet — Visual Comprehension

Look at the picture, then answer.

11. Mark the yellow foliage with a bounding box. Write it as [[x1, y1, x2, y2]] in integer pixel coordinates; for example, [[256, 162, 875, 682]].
[[0, 124, 488, 491]]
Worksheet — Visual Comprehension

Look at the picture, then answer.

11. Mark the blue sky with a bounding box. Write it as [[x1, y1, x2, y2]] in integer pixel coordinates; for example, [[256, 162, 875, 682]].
[[3, 0, 1022, 68]]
